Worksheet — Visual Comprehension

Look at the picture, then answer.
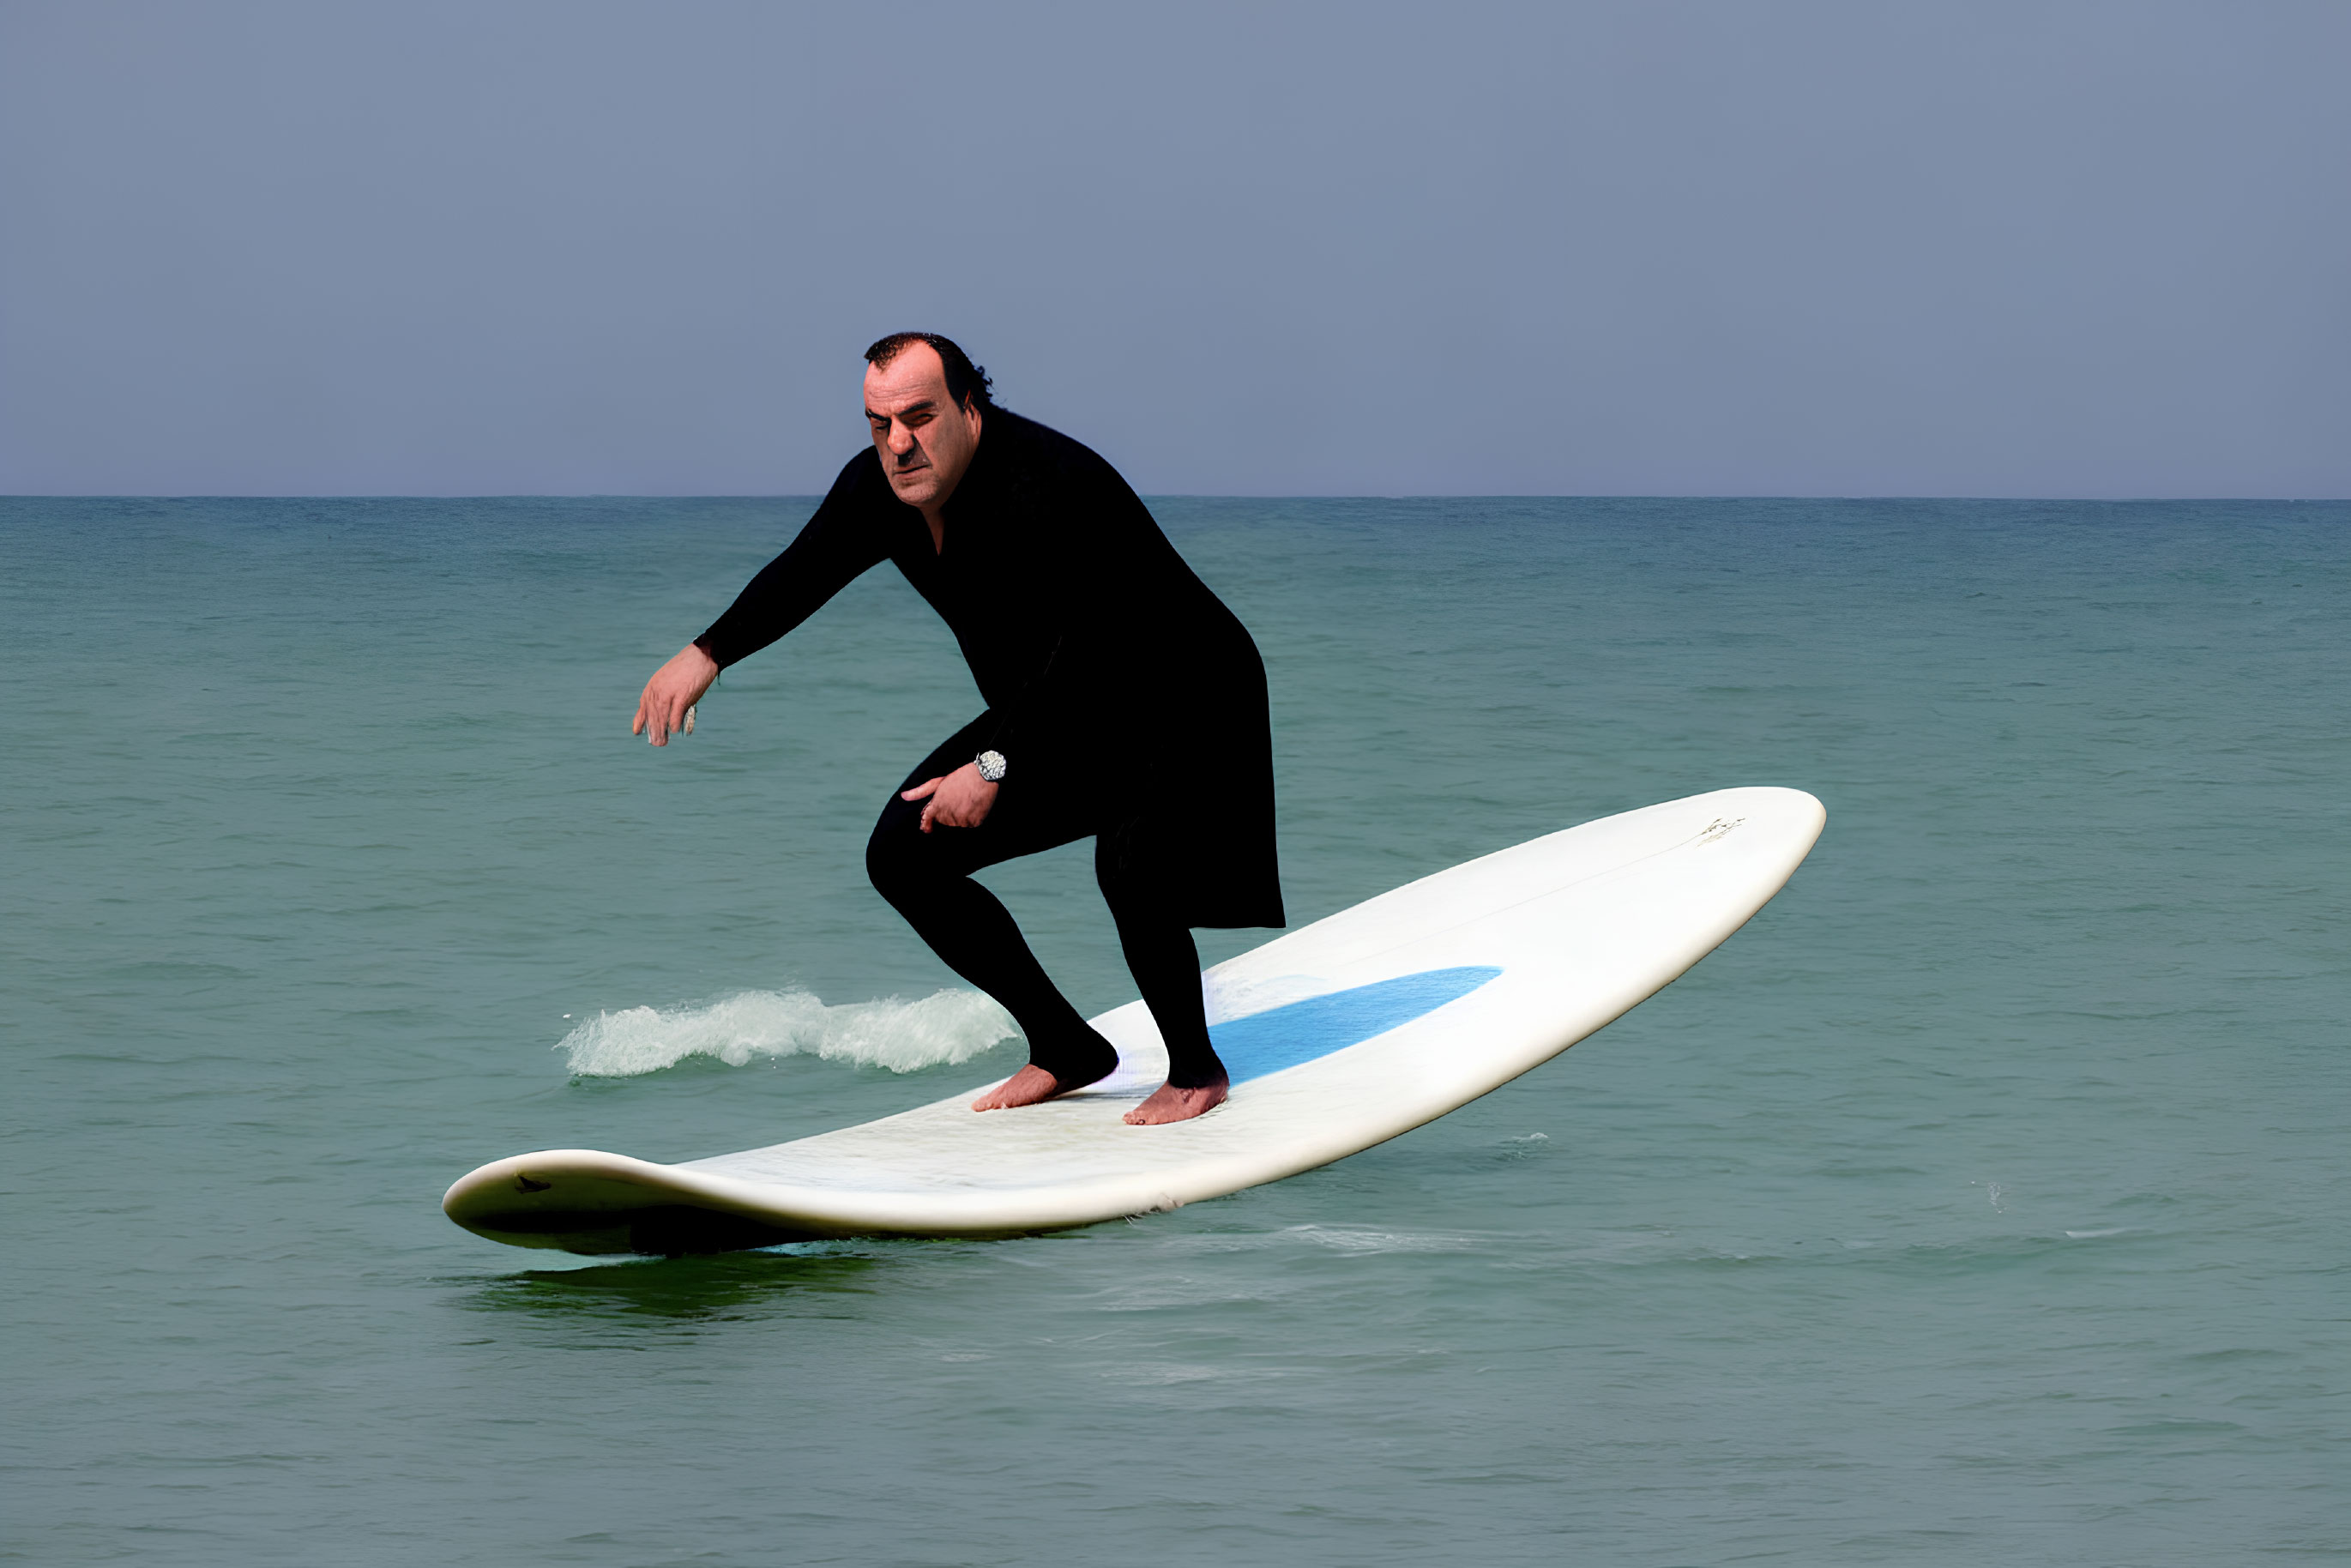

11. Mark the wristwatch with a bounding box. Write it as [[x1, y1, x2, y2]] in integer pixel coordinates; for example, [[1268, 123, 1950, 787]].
[[974, 749, 1008, 783]]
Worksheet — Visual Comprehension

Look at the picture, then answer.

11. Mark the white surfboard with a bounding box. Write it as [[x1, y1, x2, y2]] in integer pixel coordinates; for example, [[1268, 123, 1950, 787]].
[[444, 786, 1824, 1255]]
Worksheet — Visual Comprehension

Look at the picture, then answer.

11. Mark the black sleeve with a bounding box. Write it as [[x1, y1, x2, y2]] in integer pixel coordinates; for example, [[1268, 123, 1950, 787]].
[[693, 454, 891, 670]]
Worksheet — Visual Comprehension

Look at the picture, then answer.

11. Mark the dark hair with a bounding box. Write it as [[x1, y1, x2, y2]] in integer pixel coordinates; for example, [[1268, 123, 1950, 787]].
[[863, 331, 996, 412]]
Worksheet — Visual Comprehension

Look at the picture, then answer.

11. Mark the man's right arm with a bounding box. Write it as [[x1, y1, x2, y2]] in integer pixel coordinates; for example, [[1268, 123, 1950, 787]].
[[630, 452, 888, 746]]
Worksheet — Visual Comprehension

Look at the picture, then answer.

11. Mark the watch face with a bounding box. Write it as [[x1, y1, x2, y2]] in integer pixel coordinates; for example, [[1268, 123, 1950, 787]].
[[976, 749, 1007, 782]]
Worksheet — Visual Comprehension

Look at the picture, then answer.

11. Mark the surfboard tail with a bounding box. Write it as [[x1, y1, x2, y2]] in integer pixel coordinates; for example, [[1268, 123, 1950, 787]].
[[442, 1150, 822, 1256]]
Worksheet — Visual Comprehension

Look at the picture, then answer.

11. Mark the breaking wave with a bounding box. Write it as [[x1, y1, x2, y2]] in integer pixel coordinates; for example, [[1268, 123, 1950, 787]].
[[557, 988, 1019, 1078]]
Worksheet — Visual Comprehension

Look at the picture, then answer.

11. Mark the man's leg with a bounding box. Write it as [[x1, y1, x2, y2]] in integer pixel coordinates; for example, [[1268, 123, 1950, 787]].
[[865, 739, 1118, 1106], [1099, 845, 1230, 1125]]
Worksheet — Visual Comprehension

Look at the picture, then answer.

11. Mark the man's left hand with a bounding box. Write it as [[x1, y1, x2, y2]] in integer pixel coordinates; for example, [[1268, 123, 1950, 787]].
[[901, 763, 999, 833]]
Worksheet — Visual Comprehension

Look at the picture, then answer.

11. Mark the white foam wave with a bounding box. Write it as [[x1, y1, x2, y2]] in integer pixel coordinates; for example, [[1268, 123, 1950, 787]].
[[558, 988, 1018, 1078]]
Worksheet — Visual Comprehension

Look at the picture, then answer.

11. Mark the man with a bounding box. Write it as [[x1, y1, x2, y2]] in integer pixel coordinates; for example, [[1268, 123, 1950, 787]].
[[632, 333, 1281, 1125]]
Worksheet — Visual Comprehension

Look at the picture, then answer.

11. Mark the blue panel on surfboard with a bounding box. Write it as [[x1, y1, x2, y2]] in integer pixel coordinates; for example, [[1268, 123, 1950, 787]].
[[1210, 966, 1503, 1083]]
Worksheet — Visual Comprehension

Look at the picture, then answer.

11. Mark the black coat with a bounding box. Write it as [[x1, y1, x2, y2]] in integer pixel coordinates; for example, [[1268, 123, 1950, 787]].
[[696, 409, 1283, 930]]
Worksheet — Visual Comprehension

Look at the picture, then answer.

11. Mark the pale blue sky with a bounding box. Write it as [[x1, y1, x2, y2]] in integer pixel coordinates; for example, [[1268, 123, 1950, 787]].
[[2, 1, 2343, 496]]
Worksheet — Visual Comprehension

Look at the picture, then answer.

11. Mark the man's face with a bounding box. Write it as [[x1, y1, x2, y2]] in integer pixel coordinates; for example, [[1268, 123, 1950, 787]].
[[865, 343, 984, 514]]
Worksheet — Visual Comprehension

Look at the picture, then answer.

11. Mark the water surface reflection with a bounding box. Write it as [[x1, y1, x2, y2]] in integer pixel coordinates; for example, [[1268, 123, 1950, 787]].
[[459, 1245, 886, 1324]]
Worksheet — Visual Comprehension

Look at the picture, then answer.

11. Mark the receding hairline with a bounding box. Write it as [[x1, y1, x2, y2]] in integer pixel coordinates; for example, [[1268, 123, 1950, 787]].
[[862, 330, 996, 411], [864, 336, 941, 376]]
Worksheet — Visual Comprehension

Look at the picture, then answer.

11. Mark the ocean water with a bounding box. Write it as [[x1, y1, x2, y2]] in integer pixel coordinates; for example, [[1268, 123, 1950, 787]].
[[3, 495, 2345, 1566]]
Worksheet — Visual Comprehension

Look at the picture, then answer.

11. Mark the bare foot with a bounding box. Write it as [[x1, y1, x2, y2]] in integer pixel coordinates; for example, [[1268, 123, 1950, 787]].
[[972, 1063, 1111, 1112], [1124, 1076, 1229, 1125]]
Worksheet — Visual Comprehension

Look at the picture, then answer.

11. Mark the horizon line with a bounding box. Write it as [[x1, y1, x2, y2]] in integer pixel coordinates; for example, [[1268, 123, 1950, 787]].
[[4, 492, 2347, 505]]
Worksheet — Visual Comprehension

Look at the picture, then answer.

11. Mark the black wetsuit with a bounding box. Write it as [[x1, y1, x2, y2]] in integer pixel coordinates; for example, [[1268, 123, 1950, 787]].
[[694, 409, 1283, 1089]]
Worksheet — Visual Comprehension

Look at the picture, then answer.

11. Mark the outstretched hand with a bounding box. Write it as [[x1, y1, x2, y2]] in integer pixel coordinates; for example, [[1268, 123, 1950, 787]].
[[901, 763, 999, 832], [634, 643, 719, 746]]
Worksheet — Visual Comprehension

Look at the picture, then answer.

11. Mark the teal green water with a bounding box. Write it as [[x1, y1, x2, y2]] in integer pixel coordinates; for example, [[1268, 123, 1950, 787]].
[[4, 497, 2346, 1565]]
